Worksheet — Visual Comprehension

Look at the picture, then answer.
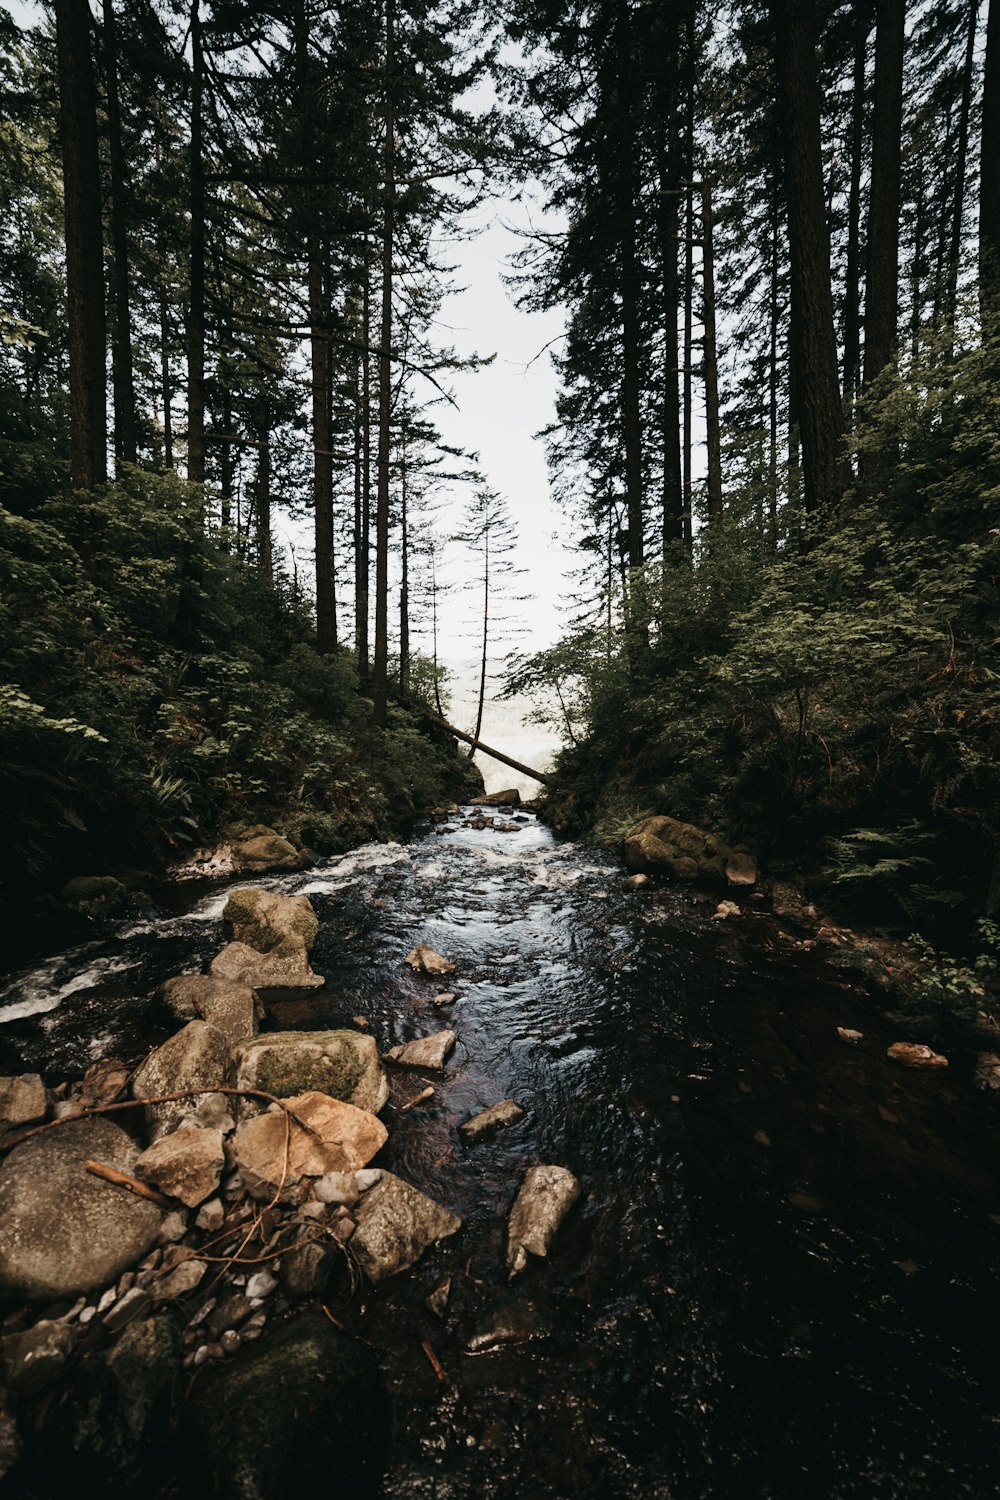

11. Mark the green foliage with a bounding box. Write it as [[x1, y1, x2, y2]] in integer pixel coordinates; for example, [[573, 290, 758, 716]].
[[0, 473, 476, 909], [901, 921, 1000, 1031]]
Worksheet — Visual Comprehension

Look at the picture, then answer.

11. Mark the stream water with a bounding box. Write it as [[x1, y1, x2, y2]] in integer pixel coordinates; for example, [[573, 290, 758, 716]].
[[3, 808, 1000, 1498]]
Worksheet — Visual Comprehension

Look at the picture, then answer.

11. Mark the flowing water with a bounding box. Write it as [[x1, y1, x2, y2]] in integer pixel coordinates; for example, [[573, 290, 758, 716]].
[[3, 808, 1000, 1498]]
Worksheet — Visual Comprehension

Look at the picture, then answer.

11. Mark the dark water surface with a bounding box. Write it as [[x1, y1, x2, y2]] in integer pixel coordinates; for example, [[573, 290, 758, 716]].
[[3, 809, 1000, 1498]]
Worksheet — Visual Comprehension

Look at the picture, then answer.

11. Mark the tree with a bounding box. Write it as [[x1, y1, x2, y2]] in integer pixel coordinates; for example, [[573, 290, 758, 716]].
[[863, 0, 906, 388], [983, 0, 1000, 323], [453, 485, 524, 754]]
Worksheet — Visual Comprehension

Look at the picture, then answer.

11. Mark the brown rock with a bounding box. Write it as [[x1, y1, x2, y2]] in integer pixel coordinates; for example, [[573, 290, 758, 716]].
[[624, 815, 756, 889], [135, 1124, 225, 1208], [233, 833, 311, 873], [404, 944, 456, 975], [79, 1058, 131, 1109], [210, 887, 323, 990], [234, 1091, 387, 1203], [887, 1042, 948, 1070], [0, 1073, 46, 1128], [234, 1031, 388, 1116], [132, 1021, 233, 1141], [469, 789, 521, 807], [384, 1031, 456, 1072], [837, 1027, 864, 1046], [506, 1165, 581, 1278], [348, 1171, 461, 1282], [157, 974, 261, 1047], [625, 874, 652, 891], [458, 1100, 525, 1142]]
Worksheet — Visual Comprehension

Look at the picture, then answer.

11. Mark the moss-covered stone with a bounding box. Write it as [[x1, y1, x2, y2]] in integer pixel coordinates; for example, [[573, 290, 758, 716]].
[[234, 1031, 389, 1115], [184, 1311, 389, 1500]]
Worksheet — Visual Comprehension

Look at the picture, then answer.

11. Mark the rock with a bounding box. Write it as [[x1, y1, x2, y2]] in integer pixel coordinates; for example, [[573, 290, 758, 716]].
[[712, 900, 741, 920], [157, 974, 262, 1047], [79, 1058, 130, 1109], [210, 887, 323, 990], [0, 1117, 162, 1302], [184, 1310, 389, 1500], [234, 1090, 387, 1203], [837, 1027, 864, 1046], [0, 1392, 20, 1481], [313, 1170, 360, 1206], [2, 1318, 75, 1396], [433, 992, 457, 1007], [405, 944, 456, 975], [469, 789, 521, 807], [348, 1171, 461, 1282], [352, 1014, 370, 1029], [61, 874, 128, 917], [220, 1329, 241, 1354], [45, 1312, 181, 1488], [459, 1100, 526, 1142], [0, 1072, 46, 1128], [246, 1270, 277, 1300], [355, 1168, 382, 1191], [506, 1165, 581, 1278], [156, 1259, 206, 1299], [384, 1031, 456, 1072], [974, 1053, 1000, 1090], [233, 831, 311, 874], [132, 1021, 233, 1140], [887, 1042, 948, 1070], [280, 1235, 333, 1299], [135, 1123, 225, 1207], [425, 1277, 451, 1318], [234, 1030, 388, 1116], [626, 873, 652, 891], [103, 1287, 153, 1332], [196, 1197, 225, 1232], [623, 815, 756, 889], [158, 1210, 188, 1243]]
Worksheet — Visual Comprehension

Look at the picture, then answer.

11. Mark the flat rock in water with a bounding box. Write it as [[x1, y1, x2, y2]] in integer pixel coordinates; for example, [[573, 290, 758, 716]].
[[348, 1171, 461, 1282], [712, 900, 741, 920], [234, 1030, 389, 1116], [506, 1165, 581, 1278], [157, 974, 261, 1047], [132, 1020, 233, 1140], [135, 1123, 225, 1207], [405, 944, 456, 975], [837, 1027, 864, 1046], [384, 1031, 456, 1072], [459, 1100, 526, 1142], [234, 1091, 387, 1203], [887, 1041, 948, 1070], [0, 1072, 46, 1128], [469, 789, 521, 807], [0, 1117, 162, 1302], [626, 874, 652, 891]]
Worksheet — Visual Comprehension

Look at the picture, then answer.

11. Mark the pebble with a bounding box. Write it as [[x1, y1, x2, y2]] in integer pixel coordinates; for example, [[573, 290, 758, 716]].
[[220, 1329, 241, 1354], [97, 1287, 117, 1314], [354, 1169, 381, 1192], [192, 1345, 210, 1368], [104, 1287, 152, 1332], [158, 1211, 188, 1244], [196, 1197, 225, 1232], [62, 1298, 86, 1323], [78, 1306, 96, 1326], [352, 1016, 369, 1030], [246, 1270, 277, 1301]]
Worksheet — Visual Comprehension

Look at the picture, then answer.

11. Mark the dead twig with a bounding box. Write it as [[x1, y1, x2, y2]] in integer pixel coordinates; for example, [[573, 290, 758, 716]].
[[84, 1160, 173, 1209], [421, 1339, 449, 1384]]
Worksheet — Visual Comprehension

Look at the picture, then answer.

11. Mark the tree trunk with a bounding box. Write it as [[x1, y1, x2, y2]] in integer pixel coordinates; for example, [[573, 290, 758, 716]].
[[843, 3, 869, 401], [358, 257, 372, 687], [768, 202, 780, 543], [311, 246, 336, 651], [653, 18, 683, 554], [399, 436, 410, 699], [54, 0, 107, 491], [944, 0, 979, 338], [159, 283, 173, 468], [255, 396, 272, 584], [980, 0, 1000, 325], [219, 388, 233, 539], [471, 530, 489, 757], [862, 0, 905, 386], [616, 0, 644, 577], [909, 158, 924, 360], [373, 0, 395, 730], [187, 0, 206, 486], [769, 0, 848, 513], [701, 180, 723, 527], [101, 0, 137, 469]]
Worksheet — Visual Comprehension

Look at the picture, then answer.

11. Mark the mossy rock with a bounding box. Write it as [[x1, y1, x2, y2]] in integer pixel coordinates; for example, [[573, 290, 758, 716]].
[[222, 888, 319, 955], [234, 1031, 389, 1115], [183, 1311, 389, 1500], [61, 875, 128, 917]]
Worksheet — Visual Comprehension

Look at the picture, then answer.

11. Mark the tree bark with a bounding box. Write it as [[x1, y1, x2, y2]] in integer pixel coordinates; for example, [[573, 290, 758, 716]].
[[159, 284, 173, 468], [701, 180, 723, 527], [615, 0, 644, 575], [862, 0, 905, 386], [311, 246, 336, 651], [399, 436, 410, 699], [981, 0, 1000, 325], [843, 3, 869, 401], [54, 0, 107, 491], [944, 0, 979, 338], [358, 257, 372, 687], [101, 0, 137, 469], [373, 0, 395, 730], [187, 0, 206, 486], [769, 0, 848, 513], [255, 395, 272, 584]]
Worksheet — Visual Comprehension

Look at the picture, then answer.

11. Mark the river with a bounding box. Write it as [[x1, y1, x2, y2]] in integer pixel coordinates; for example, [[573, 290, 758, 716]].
[[2, 806, 999, 1497]]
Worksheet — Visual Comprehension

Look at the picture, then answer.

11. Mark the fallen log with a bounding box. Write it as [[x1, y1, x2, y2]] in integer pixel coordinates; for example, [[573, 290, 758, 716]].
[[403, 702, 550, 786]]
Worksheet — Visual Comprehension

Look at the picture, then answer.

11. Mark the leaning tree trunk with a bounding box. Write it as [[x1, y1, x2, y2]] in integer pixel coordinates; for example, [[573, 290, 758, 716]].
[[54, 0, 107, 491], [769, 0, 848, 513], [373, 0, 395, 731], [102, 0, 137, 469]]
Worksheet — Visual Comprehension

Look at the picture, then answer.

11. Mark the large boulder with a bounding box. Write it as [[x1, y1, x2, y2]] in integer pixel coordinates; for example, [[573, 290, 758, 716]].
[[132, 1021, 233, 1140], [233, 829, 312, 874], [623, 815, 757, 888], [348, 1171, 461, 1283], [156, 974, 261, 1047], [210, 888, 323, 990], [184, 1310, 389, 1500], [61, 875, 128, 917], [233, 1091, 387, 1203], [234, 1031, 388, 1116], [469, 789, 521, 807], [0, 1117, 162, 1302]]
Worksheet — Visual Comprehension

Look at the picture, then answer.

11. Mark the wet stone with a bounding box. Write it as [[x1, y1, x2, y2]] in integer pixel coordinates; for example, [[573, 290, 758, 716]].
[[459, 1100, 526, 1143], [506, 1165, 581, 1278], [349, 1171, 461, 1283], [384, 1031, 456, 1073]]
